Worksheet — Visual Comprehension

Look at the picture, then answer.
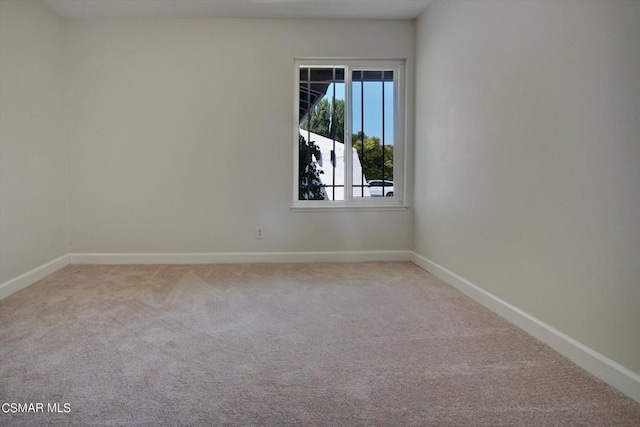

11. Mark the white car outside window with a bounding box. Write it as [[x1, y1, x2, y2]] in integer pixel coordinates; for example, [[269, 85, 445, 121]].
[[368, 180, 394, 197]]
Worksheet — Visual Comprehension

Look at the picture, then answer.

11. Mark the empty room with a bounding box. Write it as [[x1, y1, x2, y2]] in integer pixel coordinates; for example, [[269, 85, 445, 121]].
[[1, 0, 639, 424]]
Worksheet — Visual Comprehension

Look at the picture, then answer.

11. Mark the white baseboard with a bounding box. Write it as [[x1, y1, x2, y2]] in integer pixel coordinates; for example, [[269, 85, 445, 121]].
[[0, 254, 70, 300], [2, 251, 409, 298], [69, 250, 413, 265], [410, 251, 640, 404]]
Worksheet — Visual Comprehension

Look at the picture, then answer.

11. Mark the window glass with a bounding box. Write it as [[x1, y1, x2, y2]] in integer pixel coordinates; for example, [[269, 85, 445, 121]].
[[295, 60, 404, 207]]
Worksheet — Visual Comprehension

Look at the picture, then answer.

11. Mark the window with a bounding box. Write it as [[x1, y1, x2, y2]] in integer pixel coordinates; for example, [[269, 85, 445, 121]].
[[294, 59, 405, 210]]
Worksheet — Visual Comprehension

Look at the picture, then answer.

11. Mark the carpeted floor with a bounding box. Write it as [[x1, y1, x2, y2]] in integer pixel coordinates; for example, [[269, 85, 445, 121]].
[[1, 262, 639, 426]]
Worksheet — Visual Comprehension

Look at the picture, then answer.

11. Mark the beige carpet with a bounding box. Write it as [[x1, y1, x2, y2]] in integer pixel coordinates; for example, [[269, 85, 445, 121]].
[[1, 262, 639, 426]]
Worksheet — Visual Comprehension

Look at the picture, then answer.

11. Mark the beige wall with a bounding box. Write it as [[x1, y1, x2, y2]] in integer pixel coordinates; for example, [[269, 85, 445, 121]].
[[64, 18, 414, 254], [414, 0, 640, 374], [0, 0, 68, 283]]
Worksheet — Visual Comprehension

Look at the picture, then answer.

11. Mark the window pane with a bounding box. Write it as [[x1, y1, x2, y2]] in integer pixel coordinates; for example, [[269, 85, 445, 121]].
[[298, 66, 346, 201], [352, 69, 394, 198], [298, 67, 309, 125]]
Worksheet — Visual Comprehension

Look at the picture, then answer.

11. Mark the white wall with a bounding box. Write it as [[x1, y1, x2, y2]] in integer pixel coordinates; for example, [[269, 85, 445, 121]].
[[0, 0, 68, 283], [64, 18, 414, 254], [414, 0, 640, 374]]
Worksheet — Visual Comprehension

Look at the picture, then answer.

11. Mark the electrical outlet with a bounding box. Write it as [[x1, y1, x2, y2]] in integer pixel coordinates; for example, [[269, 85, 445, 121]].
[[256, 226, 264, 239]]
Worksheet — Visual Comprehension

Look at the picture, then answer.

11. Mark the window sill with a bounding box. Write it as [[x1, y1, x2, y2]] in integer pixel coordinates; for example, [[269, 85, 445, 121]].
[[291, 203, 409, 213]]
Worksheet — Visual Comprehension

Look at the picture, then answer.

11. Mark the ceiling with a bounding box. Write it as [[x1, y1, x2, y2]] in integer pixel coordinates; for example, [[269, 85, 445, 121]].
[[42, 0, 433, 20]]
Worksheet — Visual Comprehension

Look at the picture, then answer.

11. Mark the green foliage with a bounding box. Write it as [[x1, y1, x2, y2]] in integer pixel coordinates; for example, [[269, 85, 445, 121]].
[[332, 100, 344, 143], [353, 132, 393, 181], [300, 98, 345, 143], [298, 134, 326, 200]]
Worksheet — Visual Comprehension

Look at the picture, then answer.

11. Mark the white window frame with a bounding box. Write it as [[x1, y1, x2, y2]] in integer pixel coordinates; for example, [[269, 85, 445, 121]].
[[292, 58, 407, 211]]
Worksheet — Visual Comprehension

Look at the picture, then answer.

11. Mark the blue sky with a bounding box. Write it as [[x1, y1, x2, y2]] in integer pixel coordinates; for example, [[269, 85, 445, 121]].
[[326, 82, 394, 145]]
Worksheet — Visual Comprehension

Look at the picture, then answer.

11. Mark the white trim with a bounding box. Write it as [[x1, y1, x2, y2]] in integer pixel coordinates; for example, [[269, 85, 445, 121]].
[[0, 254, 70, 300], [410, 251, 640, 404], [291, 203, 408, 212], [70, 250, 412, 265]]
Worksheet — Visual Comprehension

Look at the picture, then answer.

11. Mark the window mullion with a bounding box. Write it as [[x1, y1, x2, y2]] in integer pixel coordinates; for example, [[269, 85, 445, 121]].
[[360, 69, 365, 198], [382, 71, 386, 194], [331, 67, 336, 201], [395, 64, 404, 200], [344, 65, 353, 202]]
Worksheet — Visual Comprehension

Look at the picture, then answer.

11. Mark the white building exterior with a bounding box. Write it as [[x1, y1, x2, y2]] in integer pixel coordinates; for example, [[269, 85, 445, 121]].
[[301, 130, 370, 200]]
